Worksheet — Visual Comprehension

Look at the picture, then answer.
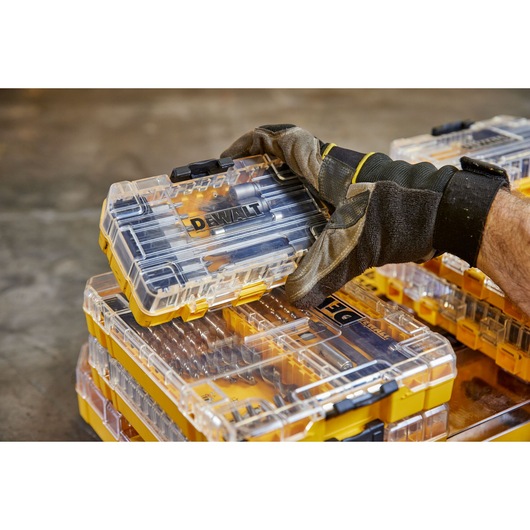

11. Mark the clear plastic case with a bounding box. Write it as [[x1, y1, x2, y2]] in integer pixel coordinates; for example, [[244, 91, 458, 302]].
[[99, 155, 329, 326], [83, 271, 457, 442], [390, 115, 530, 190], [375, 262, 530, 382], [76, 343, 142, 442], [82, 338, 448, 442], [431, 254, 526, 321], [85, 336, 449, 442]]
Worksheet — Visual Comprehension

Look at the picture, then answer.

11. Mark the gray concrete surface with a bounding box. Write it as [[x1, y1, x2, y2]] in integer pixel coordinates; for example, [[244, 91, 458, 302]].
[[1, 88, 529, 441]]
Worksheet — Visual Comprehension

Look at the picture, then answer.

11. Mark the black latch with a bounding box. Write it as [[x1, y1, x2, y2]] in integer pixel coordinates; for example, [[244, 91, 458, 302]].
[[170, 157, 234, 183], [325, 379, 399, 419], [325, 419, 385, 442], [431, 119, 474, 137]]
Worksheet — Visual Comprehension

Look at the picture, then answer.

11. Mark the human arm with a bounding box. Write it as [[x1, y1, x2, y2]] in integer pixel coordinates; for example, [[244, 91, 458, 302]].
[[477, 189, 530, 317]]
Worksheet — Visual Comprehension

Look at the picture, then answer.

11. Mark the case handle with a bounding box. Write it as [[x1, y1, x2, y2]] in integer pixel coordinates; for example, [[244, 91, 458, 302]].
[[431, 119, 474, 136]]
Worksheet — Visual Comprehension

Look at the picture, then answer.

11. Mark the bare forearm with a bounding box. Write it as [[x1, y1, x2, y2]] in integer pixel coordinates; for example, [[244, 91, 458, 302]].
[[477, 189, 530, 317]]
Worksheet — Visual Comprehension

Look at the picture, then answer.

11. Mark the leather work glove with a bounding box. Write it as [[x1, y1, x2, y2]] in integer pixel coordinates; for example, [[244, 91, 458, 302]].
[[221, 124, 510, 308]]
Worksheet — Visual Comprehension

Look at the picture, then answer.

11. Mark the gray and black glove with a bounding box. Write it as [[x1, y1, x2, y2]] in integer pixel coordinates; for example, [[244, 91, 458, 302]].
[[221, 124, 510, 308]]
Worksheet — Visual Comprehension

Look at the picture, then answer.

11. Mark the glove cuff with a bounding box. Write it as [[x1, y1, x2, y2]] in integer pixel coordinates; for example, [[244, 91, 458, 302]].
[[318, 145, 368, 205], [433, 157, 510, 266], [321, 144, 367, 169]]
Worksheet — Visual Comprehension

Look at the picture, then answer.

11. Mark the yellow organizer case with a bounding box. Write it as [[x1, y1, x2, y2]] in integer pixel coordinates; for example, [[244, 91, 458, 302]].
[[83, 272, 457, 442], [98, 154, 329, 326]]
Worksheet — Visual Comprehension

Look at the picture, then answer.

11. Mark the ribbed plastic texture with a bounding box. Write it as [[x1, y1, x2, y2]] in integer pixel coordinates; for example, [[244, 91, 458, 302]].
[[76, 343, 140, 441]]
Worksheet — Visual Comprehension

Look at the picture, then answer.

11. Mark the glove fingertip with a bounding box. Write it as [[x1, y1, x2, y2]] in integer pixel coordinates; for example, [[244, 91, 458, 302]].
[[258, 124, 297, 133], [290, 291, 327, 310], [284, 280, 327, 310]]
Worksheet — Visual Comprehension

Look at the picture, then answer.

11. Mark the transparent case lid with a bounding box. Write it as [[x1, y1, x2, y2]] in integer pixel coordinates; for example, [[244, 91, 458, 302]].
[[83, 272, 457, 441], [99, 155, 329, 325], [390, 115, 530, 183]]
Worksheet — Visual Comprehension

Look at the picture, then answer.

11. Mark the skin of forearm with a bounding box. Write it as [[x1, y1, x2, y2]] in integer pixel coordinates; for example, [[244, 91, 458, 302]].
[[477, 189, 530, 318]]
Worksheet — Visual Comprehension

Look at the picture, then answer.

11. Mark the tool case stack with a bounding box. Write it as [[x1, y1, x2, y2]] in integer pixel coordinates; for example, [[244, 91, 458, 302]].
[[77, 152, 459, 441], [77, 116, 530, 441]]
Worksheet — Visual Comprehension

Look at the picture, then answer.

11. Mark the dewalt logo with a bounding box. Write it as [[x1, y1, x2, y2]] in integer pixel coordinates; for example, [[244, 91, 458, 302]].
[[189, 202, 263, 231]]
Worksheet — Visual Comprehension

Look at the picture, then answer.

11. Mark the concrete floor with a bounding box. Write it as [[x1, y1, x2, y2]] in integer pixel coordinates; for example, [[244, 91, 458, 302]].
[[1, 88, 530, 441]]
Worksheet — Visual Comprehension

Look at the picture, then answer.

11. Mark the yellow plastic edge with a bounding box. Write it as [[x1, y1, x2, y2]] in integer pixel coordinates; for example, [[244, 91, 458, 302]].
[[233, 281, 268, 306]]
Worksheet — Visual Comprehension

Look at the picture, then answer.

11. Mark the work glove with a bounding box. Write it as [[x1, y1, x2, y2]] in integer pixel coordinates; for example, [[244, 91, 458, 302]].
[[221, 124, 510, 308]]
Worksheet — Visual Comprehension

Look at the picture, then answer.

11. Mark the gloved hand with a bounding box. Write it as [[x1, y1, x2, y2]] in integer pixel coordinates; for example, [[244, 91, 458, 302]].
[[221, 124, 510, 308]]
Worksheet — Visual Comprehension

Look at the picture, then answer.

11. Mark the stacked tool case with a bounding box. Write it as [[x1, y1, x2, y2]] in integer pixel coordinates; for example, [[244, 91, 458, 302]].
[[81, 272, 456, 441], [374, 262, 530, 381], [76, 340, 187, 441], [77, 152, 457, 441], [77, 338, 451, 442], [76, 343, 143, 442]]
